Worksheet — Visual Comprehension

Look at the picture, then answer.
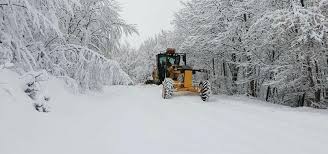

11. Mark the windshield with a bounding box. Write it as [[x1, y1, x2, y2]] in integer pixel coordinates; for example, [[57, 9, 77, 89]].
[[159, 56, 177, 66]]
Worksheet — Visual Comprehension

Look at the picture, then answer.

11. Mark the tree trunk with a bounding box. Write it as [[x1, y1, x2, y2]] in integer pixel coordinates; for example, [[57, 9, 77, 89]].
[[213, 58, 216, 76], [300, 0, 305, 7], [299, 93, 306, 107], [250, 80, 255, 97], [315, 61, 321, 102], [250, 80, 257, 97], [306, 56, 315, 107], [223, 61, 227, 77], [243, 13, 247, 22], [266, 86, 271, 102]]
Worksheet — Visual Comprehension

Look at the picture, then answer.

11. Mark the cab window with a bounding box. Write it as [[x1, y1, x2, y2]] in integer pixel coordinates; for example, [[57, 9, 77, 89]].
[[160, 56, 176, 65]]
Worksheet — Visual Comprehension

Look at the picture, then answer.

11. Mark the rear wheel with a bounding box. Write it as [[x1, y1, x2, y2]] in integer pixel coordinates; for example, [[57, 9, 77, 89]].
[[162, 78, 174, 99], [200, 80, 211, 101]]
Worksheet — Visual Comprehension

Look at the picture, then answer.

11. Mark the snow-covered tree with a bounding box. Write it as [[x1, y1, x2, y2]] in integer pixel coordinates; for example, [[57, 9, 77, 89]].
[[246, 1, 328, 107], [0, 0, 136, 91]]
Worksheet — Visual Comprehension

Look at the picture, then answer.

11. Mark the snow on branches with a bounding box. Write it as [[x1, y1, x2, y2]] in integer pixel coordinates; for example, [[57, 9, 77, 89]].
[[49, 44, 133, 91], [0, 0, 136, 93]]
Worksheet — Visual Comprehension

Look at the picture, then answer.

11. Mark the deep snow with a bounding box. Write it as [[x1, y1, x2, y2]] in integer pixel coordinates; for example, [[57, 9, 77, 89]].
[[1, 69, 328, 154]]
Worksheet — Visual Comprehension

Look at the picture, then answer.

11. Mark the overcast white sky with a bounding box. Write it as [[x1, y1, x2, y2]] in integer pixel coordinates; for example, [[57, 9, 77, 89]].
[[118, 0, 184, 48]]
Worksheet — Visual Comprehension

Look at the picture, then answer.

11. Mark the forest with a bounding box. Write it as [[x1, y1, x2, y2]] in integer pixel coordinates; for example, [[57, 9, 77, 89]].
[[117, 0, 328, 108], [1, 0, 328, 108]]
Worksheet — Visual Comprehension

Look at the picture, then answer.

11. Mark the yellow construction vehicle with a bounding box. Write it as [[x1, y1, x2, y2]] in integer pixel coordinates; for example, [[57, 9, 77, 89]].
[[148, 48, 211, 101]]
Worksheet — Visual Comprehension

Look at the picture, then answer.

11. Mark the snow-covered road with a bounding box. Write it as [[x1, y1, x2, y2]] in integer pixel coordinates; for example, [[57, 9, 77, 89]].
[[1, 83, 328, 154]]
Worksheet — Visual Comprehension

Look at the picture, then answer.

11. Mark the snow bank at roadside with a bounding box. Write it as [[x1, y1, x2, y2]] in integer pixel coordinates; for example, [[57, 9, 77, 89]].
[[0, 69, 30, 104], [0, 68, 88, 154], [0, 68, 74, 113]]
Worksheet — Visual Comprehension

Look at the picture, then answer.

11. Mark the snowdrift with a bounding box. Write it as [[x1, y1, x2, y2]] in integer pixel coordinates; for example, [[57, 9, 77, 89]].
[[0, 68, 76, 112]]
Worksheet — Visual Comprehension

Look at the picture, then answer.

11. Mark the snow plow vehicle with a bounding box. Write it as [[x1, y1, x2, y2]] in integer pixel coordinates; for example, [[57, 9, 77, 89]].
[[147, 48, 211, 101]]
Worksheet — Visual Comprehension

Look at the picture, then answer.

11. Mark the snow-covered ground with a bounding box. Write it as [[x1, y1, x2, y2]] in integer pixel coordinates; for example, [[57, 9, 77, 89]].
[[1, 69, 328, 154]]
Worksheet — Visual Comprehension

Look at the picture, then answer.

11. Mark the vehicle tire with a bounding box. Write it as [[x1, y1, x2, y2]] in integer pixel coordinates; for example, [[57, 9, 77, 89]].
[[162, 78, 174, 99], [200, 80, 211, 101]]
